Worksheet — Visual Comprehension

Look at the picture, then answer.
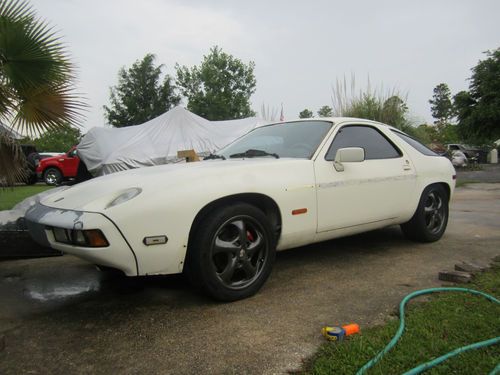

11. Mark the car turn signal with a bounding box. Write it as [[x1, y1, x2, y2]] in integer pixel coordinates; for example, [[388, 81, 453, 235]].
[[85, 230, 110, 247]]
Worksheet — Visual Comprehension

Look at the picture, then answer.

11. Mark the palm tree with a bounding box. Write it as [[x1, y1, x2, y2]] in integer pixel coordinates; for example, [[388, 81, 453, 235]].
[[0, 0, 85, 186]]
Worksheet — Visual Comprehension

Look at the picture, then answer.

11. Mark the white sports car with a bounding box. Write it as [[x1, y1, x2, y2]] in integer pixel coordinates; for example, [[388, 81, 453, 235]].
[[26, 119, 456, 301]]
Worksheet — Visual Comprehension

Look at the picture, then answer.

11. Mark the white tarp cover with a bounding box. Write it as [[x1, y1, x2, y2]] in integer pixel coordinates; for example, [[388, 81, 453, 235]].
[[77, 106, 266, 175]]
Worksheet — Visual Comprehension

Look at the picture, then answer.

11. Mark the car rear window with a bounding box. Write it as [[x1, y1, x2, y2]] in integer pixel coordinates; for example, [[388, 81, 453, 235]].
[[391, 130, 438, 156]]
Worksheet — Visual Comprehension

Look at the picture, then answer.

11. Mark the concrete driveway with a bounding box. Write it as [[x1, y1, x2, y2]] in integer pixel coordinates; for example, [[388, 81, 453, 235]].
[[1, 183, 499, 374]]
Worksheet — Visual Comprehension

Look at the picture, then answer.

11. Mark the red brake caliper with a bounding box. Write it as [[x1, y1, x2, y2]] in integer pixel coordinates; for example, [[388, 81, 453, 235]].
[[246, 230, 254, 242]]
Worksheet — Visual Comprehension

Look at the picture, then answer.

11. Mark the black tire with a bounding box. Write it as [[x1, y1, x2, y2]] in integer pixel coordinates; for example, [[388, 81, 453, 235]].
[[25, 173, 38, 185], [186, 203, 276, 301], [24, 153, 39, 185], [44, 167, 62, 186], [401, 184, 449, 242]]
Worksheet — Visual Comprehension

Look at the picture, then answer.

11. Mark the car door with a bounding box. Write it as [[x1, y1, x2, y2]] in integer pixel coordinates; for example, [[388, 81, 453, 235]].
[[62, 148, 80, 177], [314, 124, 416, 232]]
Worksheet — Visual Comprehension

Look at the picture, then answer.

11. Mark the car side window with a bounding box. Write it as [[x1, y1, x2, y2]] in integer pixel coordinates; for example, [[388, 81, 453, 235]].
[[325, 125, 401, 161]]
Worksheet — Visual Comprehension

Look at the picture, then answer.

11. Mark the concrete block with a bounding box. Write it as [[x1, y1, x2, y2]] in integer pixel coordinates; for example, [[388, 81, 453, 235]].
[[455, 261, 486, 273], [438, 270, 472, 283]]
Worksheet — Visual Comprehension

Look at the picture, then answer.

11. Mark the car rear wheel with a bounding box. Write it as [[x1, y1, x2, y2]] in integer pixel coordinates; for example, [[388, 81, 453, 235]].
[[186, 203, 276, 301], [44, 168, 62, 185], [401, 184, 449, 242]]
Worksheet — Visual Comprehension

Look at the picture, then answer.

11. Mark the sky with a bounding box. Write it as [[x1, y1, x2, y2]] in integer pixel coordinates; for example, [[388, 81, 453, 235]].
[[31, 0, 500, 131]]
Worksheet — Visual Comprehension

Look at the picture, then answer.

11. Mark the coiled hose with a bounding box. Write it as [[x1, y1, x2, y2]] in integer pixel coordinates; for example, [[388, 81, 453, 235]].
[[356, 287, 500, 375]]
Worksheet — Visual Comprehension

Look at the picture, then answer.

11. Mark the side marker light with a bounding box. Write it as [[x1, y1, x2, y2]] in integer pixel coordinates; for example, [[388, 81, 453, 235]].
[[143, 235, 168, 246]]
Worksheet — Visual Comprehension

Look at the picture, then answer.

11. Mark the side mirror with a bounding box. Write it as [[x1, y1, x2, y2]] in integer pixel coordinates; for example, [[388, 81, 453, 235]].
[[333, 147, 365, 172]]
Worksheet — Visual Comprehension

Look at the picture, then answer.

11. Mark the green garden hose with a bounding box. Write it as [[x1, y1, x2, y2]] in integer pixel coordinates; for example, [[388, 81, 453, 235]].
[[356, 287, 500, 375]]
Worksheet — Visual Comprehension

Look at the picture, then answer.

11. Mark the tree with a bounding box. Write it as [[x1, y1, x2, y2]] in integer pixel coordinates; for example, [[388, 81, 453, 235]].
[[429, 83, 454, 126], [175, 46, 256, 120], [455, 48, 500, 143], [410, 123, 458, 145], [299, 109, 313, 118], [317, 105, 333, 117], [331, 77, 411, 131], [104, 54, 180, 127], [0, 0, 84, 185], [381, 96, 409, 129], [32, 125, 81, 152], [413, 124, 437, 144]]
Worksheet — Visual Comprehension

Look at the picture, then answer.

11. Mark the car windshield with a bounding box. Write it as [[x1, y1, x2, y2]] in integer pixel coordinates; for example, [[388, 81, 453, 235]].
[[218, 120, 332, 159]]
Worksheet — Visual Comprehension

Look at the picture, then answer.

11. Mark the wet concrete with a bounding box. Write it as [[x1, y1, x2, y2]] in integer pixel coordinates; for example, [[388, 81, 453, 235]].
[[0, 183, 499, 374]]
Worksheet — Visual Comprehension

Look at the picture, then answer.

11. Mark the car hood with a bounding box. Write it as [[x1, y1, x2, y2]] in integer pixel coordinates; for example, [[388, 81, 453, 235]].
[[40, 158, 312, 211]]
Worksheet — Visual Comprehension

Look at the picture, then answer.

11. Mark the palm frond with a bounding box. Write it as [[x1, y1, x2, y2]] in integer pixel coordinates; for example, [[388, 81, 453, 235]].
[[0, 131, 26, 187], [0, 0, 86, 187], [0, 0, 35, 23], [0, 0, 86, 141], [0, 82, 14, 120], [0, 8, 72, 90], [13, 83, 86, 134]]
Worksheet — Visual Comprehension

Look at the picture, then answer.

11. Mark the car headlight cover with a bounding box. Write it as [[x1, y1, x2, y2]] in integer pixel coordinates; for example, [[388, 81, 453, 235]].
[[105, 188, 142, 209], [52, 227, 109, 247]]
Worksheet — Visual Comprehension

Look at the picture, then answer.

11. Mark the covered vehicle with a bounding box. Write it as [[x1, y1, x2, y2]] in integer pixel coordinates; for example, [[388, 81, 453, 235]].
[[26, 118, 456, 301], [77, 106, 266, 175], [451, 150, 468, 167]]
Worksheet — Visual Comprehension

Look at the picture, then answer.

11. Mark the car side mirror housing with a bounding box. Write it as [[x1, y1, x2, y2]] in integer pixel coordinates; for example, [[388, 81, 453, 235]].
[[333, 147, 365, 172]]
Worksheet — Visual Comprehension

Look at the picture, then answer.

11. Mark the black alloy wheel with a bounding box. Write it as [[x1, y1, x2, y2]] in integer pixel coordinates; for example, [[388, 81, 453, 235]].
[[401, 184, 449, 243], [186, 203, 276, 301], [211, 216, 268, 290], [423, 190, 446, 235]]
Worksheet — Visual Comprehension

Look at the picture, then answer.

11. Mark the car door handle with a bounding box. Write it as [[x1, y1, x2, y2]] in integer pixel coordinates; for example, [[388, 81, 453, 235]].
[[403, 160, 412, 170]]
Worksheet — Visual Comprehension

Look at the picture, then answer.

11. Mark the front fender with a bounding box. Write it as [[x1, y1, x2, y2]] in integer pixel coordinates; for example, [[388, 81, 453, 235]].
[[105, 161, 317, 275]]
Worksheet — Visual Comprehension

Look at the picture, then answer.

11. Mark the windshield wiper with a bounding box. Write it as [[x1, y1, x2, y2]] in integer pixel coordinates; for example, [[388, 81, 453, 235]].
[[204, 153, 226, 160], [229, 149, 280, 159]]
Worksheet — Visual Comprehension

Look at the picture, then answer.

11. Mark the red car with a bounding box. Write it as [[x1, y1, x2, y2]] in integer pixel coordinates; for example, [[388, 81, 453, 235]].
[[36, 146, 81, 185]]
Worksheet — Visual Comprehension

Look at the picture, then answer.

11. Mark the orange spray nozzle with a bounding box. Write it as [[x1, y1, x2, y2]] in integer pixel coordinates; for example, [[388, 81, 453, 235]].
[[342, 323, 360, 336]]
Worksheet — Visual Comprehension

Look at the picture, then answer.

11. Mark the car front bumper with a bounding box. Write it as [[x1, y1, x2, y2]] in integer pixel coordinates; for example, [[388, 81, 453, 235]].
[[25, 203, 139, 276]]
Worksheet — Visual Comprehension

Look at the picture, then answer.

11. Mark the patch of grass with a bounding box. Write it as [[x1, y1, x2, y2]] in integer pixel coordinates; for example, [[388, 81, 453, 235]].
[[301, 264, 500, 374], [0, 185, 53, 211]]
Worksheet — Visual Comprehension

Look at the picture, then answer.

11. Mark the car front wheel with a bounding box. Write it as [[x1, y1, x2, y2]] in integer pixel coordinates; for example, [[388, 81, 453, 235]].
[[44, 168, 62, 185], [186, 203, 276, 301], [401, 184, 449, 242]]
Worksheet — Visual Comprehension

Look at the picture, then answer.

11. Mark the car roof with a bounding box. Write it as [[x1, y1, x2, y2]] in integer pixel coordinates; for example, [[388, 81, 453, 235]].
[[271, 117, 397, 130]]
